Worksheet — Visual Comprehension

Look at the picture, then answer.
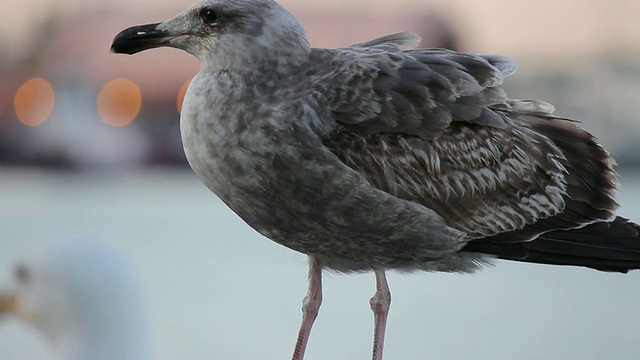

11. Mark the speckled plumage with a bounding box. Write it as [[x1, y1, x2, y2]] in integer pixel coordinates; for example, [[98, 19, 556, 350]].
[[111, 0, 640, 273], [112, 0, 640, 358]]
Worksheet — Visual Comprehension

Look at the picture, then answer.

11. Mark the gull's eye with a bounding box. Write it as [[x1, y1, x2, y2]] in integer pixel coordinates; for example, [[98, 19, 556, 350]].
[[14, 264, 30, 285], [199, 7, 219, 24]]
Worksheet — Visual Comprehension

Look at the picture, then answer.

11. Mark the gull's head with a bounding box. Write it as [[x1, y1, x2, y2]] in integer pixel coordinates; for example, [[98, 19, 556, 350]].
[[111, 0, 311, 71], [0, 241, 150, 360]]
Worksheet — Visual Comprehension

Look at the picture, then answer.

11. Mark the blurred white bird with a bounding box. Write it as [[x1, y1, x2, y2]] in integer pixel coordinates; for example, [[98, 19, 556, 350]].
[[0, 241, 151, 360]]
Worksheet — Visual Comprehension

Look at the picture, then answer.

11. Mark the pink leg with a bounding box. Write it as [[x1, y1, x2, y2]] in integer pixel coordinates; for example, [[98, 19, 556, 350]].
[[370, 269, 391, 360], [291, 256, 323, 360]]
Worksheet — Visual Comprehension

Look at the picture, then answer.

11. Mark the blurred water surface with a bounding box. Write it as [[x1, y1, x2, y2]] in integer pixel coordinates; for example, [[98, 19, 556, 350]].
[[0, 167, 639, 360]]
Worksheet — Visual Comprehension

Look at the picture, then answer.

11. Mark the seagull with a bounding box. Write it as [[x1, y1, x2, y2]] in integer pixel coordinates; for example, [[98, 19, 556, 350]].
[[0, 241, 151, 360], [111, 0, 640, 359]]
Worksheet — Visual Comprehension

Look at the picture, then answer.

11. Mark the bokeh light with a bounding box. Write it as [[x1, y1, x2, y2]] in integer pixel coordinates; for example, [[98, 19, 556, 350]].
[[14, 78, 55, 127], [97, 78, 141, 127], [177, 79, 191, 113]]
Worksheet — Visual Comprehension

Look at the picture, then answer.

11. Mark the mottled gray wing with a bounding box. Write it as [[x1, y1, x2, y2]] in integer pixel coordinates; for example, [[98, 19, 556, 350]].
[[322, 42, 517, 140], [351, 31, 422, 51], [310, 37, 618, 240]]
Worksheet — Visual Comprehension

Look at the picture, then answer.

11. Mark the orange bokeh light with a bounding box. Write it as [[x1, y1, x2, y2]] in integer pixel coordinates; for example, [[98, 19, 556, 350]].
[[97, 78, 141, 126], [177, 79, 191, 113], [14, 78, 55, 127]]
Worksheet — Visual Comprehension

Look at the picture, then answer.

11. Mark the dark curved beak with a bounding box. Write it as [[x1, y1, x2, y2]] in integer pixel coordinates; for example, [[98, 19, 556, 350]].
[[110, 23, 169, 55]]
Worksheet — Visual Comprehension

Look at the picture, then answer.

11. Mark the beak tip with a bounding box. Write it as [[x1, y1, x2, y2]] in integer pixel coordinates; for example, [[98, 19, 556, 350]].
[[109, 42, 130, 55], [110, 34, 134, 55]]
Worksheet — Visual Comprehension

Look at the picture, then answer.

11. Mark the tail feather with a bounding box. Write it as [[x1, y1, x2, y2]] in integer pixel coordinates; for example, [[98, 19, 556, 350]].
[[463, 217, 640, 273]]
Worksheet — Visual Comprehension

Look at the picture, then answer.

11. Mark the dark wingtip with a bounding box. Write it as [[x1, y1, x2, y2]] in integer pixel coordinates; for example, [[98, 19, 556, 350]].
[[464, 217, 640, 273], [110, 23, 166, 55]]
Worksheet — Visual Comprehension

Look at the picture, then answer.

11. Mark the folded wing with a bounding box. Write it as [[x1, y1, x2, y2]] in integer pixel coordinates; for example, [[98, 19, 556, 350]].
[[311, 34, 618, 244]]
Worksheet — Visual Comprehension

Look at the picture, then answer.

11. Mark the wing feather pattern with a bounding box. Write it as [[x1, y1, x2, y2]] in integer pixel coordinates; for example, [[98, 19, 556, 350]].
[[310, 33, 618, 244]]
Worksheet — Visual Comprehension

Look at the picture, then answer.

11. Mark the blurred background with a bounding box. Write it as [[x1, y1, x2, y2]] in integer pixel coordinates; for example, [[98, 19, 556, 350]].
[[1, 0, 639, 359]]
